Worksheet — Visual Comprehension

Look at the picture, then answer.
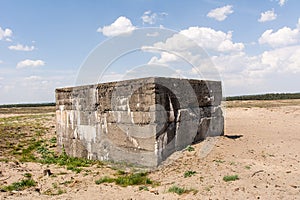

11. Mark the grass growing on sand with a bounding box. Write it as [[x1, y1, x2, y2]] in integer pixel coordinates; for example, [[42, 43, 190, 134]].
[[1, 179, 36, 192], [95, 172, 156, 187], [223, 175, 239, 182], [184, 170, 196, 178], [0, 112, 100, 173], [185, 145, 195, 152], [168, 185, 198, 195]]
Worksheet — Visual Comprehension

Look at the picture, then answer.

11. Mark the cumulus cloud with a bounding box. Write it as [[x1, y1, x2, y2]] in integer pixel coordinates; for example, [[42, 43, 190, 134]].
[[278, 0, 286, 6], [142, 24, 299, 94], [259, 19, 300, 47], [0, 26, 13, 41], [180, 27, 244, 52], [148, 52, 179, 66], [16, 59, 45, 69], [144, 27, 244, 54], [97, 16, 136, 37], [141, 10, 167, 25], [204, 44, 300, 95], [261, 45, 300, 73], [8, 44, 35, 51], [207, 5, 233, 21], [141, 27, 244, 82], [212, 45, 300, 81], [258, 9, 277, 22]]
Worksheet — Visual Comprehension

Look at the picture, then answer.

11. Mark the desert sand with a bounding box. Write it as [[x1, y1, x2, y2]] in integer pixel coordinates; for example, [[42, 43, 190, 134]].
[[0, 100, 299, 199]]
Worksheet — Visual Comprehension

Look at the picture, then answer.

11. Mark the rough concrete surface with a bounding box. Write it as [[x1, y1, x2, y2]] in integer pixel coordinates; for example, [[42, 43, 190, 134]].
[[56, 77, 223, 167]]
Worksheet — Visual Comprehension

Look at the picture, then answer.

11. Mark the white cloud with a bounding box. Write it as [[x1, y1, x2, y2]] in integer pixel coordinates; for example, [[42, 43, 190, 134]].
[[142, 27, 245, 74], [16, 59, 45, 69], [261, 45, 300, 73], [148, 52, 179, 66], [97, 16, 136, 37], [0, 60, 3, 64], [258, 9, 277, 22], [278, 0, 286, 6], [141, 10, 157, 25], [0, 26, 13, 40], [8, 44, 35, 51], [212, 45, 300, 84], [144, 27, 244, 54], [141, 10, 167, 25], [180, 27, 244, 52], [205, 45, 300, 95], [142, 24, 299, 95], [207, 5, 233, 21], [259, 20, 300, 47], [24, 75, 42, 81]]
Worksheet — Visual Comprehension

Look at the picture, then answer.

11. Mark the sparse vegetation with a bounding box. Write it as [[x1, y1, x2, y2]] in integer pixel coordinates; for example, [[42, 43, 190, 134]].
[[95, 176, 115, 184], [168, 185, 198, 195], [49, 136, 57, 144], [1, 179, 36, 192], [139, 186, 149, 191], [213, 159, 225, 163], [0, 100, 297, 198], [168, 185, 186, 195], [0, 112, 98, 173], [38, 147, 97, 173], [113, 172, 152, 186], [23, 173, 32, 178], [184, 170, 196, 178], [185, 145, 195, 152], [43, 188, 66, 196], [95, 172, 156, 187], [223, 175, 239, 182]]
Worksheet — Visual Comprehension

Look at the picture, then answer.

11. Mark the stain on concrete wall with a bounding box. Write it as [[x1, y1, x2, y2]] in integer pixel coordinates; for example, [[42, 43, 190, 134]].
[[56, 77, 223, 167]]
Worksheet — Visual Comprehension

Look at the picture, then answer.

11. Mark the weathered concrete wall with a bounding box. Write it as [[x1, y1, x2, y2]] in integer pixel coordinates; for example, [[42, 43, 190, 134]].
[[56, 77, 223, 167]]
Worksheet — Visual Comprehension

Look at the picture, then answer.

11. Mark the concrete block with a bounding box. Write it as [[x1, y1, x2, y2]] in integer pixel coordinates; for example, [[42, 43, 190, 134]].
[[56, 77, 224, 167]]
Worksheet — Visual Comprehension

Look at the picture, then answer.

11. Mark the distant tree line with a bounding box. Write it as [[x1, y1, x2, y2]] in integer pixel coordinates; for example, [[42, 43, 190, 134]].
[[225, 93, 300, 101], [1, 92, 299, 107], [0, 102, 55, 108]]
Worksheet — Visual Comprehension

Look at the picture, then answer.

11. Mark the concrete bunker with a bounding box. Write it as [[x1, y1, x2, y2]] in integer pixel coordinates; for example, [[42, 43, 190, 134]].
[[55, 77, 224, 167]]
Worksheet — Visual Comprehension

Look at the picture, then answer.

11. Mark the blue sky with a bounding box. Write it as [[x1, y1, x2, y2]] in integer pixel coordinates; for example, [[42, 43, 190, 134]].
[[0, 0, 299, 104]]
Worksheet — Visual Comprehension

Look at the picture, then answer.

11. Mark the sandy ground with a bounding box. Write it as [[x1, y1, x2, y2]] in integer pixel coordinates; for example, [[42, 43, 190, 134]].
[[0, 101, 299, 199]]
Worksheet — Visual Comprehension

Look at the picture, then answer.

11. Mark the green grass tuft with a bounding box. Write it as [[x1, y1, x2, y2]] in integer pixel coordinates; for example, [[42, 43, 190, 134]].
[[223, 175, 239, 182], [168, 185, 186, 195], [95, 172, 155, 187], [184, 170, 196, 178], [1, 179, 36, 191], [95, 176, 115, 184], [37, 147, 97, 173], [139, 185, 149, 191], [115, 172, 152, 186], [185, 145, 195, 152], [23, 173, 32, 178], [213, 159, 225, 163], [49, 137, 57, 144]]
